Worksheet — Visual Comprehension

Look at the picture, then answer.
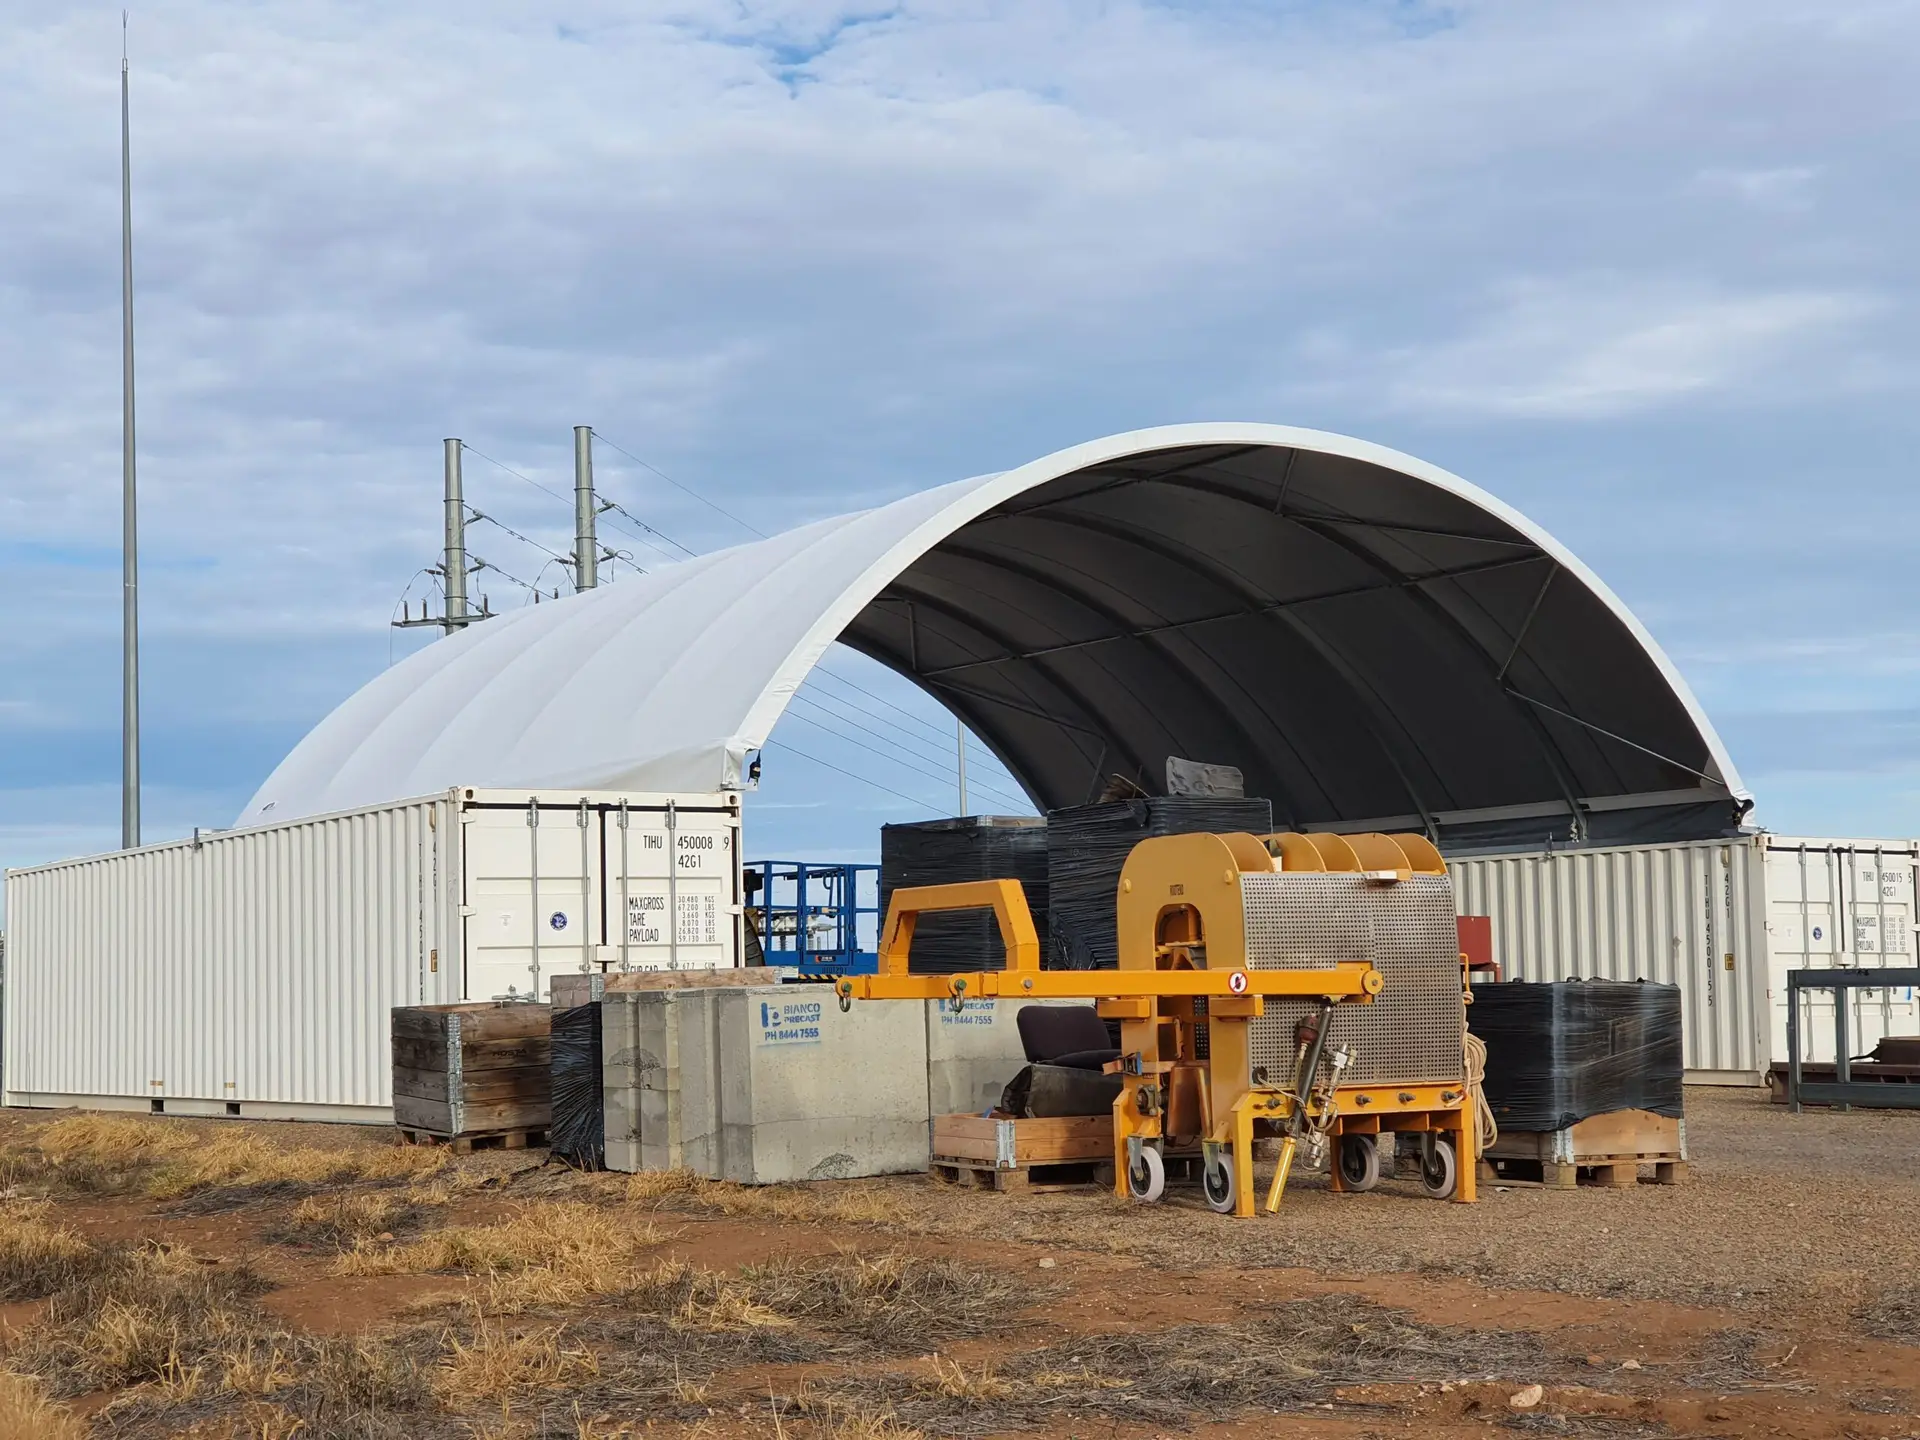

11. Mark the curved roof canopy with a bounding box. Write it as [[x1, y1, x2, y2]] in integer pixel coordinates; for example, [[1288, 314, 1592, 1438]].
[[241, 424, 1750, 847]]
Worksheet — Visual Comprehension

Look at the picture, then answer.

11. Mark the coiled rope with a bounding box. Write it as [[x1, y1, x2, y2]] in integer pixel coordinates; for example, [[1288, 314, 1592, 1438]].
[[1464, 1025, 1498, 1151]]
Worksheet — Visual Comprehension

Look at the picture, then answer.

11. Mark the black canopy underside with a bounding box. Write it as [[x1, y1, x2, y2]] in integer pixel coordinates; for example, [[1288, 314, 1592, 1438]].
[[838, 443, 1745, 850]]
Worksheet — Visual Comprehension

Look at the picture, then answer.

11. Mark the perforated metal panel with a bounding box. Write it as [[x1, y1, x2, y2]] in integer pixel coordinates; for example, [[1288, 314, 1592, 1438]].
[[1242, 873, 1465, 1086]]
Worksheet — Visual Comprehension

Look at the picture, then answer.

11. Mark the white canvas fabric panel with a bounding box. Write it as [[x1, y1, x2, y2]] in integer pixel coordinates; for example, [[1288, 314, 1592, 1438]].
[[238, 423, 1749, 831]]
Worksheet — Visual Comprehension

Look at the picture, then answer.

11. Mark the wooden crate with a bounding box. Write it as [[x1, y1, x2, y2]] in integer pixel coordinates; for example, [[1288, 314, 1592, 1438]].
[[392, 1003, 552, 1150], [930, 1113, 1113, 1192], [1484, 1107, 1688, 1189]]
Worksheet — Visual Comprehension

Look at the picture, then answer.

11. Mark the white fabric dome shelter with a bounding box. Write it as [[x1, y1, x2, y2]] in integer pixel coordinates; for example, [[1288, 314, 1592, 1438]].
[[241, 424, 1750, 849]]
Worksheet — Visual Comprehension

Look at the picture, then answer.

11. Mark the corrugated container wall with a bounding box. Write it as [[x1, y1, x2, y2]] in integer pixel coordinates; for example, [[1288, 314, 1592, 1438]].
[[2, 788, 742, 1123], [5, 794, 461, 1122], [1450, 834, 1920, 1085], [1449, 838, 1768, 1084]]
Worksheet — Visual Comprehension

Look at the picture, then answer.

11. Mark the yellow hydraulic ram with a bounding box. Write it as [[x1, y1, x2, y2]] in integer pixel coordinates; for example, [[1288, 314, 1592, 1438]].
[[833, 832, 1385, 1218]]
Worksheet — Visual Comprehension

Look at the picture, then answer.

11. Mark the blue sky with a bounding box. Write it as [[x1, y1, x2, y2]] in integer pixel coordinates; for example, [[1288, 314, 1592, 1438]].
[[4, 0, 1918, 884]]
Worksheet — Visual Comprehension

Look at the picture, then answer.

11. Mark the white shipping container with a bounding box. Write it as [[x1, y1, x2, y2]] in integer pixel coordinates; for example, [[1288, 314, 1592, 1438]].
[[2, 787, 742, 1122], [1758, 840, 1918, 1068], [1449, 834, 1920, 1085]]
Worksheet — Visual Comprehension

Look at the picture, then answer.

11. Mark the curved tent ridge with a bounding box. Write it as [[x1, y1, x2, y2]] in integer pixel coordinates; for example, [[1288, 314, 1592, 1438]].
[[239, 423, 1750, 849]]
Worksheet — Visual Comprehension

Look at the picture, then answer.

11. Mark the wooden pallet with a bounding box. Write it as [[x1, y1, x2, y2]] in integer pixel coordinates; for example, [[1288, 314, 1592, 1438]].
[[397, 1126, 548, 1155], [930, 1113, 1112, 1192], [932, 1156, 1113, 1191], [1484, 1108, 1688, 1189]]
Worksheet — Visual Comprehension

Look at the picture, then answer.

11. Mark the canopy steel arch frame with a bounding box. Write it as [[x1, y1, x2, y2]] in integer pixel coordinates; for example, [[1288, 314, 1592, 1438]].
[[855, 581, 1159, 806], [1017, 508, 1447, 835], [1115, 466, 1599, 830], [925, 537, 1327, 823]]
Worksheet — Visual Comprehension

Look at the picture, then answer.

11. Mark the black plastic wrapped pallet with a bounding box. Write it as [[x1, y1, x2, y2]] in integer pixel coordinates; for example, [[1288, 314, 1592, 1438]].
[[1468, 981, 1684, 1131], [879, 816, 1049, 974], [1045, 796, 1274, 969], [549, 1002, 605, 1170]]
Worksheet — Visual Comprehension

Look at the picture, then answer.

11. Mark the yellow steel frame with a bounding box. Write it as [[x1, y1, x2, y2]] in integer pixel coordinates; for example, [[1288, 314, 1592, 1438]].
[[835, 835, 1383, 1218], [835, 877, 1383, 1007], [838, 828, 1478, 1213], [1321, 1083, 1478, 1204]]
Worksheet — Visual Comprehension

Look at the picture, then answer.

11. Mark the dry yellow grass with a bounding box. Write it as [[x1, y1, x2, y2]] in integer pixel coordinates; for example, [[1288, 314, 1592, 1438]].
[[0, 1369, 84, 1440], [571, 1408, 645, 1439], [285, 1191, 404, 1245], [621, 1169, 899, 1227], [0, 1204, 102, 1300], [925, 1357, 1009, 1402], [787, 1383, 925, 1440], [334, 1200, 664, 1314], [434, 1321, 598, 1405], [217, 1339, 298, 1398], [23, 1114, 446, 1198], [15, 1241, 272, 1395], [630, 1260, 794, 1332]]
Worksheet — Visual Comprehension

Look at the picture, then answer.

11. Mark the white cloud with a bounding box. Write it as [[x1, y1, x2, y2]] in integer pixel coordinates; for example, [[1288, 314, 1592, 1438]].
[[2, 0, 1918, 848], [1376, 279, 1877, 418], [1693, 165, 1819, 210]]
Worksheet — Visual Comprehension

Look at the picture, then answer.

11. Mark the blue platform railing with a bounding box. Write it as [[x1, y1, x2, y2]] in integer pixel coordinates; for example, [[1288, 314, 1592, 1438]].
[[744, 861, 881, 976]]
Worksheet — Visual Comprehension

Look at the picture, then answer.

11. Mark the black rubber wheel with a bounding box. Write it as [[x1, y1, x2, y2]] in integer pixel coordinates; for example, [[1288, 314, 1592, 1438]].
[[1202, 1154, 1236, 1214], [1419, 1136, 1458, 1199], [1337, 1134, 1381, 1193]]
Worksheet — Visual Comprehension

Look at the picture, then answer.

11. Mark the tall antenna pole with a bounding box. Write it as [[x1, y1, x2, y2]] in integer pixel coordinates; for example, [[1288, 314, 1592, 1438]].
[[120, 16, 141, 850], [573, 426, 597, 591], [443, 439, 468, 629], [956, 719, 968, 816]]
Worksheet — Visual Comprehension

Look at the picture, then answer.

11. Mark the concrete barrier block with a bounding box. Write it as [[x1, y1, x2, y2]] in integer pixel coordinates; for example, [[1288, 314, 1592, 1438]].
[[601, 984, 930, 1182]]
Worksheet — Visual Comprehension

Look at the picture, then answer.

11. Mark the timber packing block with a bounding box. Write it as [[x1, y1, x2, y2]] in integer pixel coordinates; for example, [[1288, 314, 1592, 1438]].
[[601, 985, 929, 1182], [391, 1002, 551, 1148]]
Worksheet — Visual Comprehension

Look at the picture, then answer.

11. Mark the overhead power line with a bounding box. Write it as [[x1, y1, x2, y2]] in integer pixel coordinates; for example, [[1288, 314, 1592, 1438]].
[[781, 706, 1030, 812], [591, 428, 767, 539], [800, 670, 1025, 790], [599, 496, 697, 559], [467, 508, 572, 567], [790, 688, 1025, 802], [788, 702, 1029, 811], [808, 665, 959, 745], [460, 440, 681, 565], [765, 740, 937, 810]]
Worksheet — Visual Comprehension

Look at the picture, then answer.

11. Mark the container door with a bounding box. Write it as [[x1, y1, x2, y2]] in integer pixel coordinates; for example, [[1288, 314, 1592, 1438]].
[[1766, 845, 1920, 1063], [461, 801, 596, 1001], [606, 805, 738, 971]]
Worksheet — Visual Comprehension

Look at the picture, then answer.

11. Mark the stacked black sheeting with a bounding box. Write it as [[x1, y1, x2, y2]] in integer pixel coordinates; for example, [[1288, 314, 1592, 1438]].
[[548, 1002, 604, 1170], [1469, 981, 1684, 1131], [1045, 797, 1274, 969], [879, 816, 1049, 974]]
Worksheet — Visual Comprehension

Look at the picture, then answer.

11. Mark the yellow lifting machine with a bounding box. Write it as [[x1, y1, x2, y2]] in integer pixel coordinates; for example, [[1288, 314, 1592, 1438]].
[[835, 828, 1481, 1217]]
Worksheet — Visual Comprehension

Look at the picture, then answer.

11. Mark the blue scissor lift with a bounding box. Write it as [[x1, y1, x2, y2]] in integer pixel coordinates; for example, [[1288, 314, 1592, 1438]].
[[744, 861, 881, 976]]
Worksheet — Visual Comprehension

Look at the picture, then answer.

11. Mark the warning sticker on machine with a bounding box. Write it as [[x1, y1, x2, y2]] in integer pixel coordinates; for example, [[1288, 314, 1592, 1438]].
[[758, 998, 824, 1046], [937, 999, 998, 1027]]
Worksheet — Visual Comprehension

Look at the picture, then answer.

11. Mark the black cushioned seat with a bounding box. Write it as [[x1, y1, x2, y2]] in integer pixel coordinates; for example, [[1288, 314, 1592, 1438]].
[[1017, 1004, 1120, 1071]]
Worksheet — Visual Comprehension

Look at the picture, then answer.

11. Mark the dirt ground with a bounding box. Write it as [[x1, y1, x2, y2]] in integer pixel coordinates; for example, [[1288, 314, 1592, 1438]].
[[0, 1086, 1913, 1438]]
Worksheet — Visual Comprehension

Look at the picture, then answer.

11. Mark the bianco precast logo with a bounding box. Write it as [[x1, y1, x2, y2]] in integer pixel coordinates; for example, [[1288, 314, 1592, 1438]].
[[759, 997, 824, 1045]]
